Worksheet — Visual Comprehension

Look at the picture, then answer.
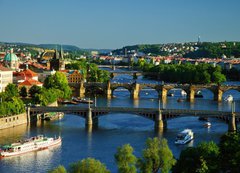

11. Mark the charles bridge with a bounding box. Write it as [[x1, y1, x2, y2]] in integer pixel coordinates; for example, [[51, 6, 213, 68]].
[[69, 82, 240, 102], [29, 106, 240, 132]]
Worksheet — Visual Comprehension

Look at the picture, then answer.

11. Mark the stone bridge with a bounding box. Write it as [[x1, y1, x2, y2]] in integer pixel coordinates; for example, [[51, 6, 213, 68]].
[[69, 82, 240, 102], [29, 106, 240, 132], [110, 71, 143, 79]]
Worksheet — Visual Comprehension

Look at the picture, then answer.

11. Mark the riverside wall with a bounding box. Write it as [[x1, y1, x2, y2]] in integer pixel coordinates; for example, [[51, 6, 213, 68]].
[[0, 113, 28, 130], [0, 101, 59, 130]]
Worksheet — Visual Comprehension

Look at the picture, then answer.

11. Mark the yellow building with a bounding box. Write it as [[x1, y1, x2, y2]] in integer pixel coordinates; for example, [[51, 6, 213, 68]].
[[41, 50, 56, 61]]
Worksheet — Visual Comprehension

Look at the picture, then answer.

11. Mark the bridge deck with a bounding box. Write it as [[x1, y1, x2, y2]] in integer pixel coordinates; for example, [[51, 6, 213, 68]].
[[30, 106, 240, 118]]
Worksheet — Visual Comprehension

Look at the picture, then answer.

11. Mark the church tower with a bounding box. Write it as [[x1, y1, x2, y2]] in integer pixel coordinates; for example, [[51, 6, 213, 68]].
[[59, 45, 65, 70], [50, 45, 65, 71]]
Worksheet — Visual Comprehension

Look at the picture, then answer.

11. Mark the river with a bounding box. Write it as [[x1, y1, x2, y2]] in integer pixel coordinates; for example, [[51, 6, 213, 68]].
[[0, 73, 239, 173]]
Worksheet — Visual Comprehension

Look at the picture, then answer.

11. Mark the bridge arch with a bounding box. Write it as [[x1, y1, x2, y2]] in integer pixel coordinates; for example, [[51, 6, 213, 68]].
[[112, 86, 132, 97], [194, 88, 214, 99], [167, 88, 188, 97], [139, 86, 159, 98], [85, 85, 105, 95], [222, 89, 240, 100]]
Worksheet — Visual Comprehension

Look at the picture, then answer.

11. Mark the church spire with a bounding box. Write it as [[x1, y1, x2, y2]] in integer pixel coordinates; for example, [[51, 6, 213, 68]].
[[55, 45, 59, 59], [60, 45, 64, 60]]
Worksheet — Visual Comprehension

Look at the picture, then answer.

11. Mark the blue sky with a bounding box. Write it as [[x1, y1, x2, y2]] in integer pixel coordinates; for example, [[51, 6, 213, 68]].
[[0, 0, 239, 49]]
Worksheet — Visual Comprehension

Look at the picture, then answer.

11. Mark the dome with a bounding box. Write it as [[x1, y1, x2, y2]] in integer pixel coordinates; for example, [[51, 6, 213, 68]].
[[4, 53, 19, 62]]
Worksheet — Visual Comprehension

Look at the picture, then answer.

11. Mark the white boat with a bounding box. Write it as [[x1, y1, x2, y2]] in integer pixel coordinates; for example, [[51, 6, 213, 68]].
[[203, 122, 211, 128], [195, 91, 203, 98], [0, 135, 61, 157], [175, 129, 194, 145], [224, 95, 233, 102], [167, 93, 174, 97], [181, 90, 187, 96]]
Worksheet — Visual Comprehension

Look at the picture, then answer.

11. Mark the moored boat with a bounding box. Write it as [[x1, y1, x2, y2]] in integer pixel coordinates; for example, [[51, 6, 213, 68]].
[[0, 135, 61, 157], [175, 129, 194, 145], [224, 95, 233, 102], [203, 122, 211, 128], [177, 98, 184, 102], [72, 97, 93, 104], [195, 91, 203, 98]]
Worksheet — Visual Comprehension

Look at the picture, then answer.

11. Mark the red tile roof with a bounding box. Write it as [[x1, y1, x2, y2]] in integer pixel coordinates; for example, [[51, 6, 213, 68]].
[[0, 65, 12, 71], [17, 69, 38, 78], [18, 78, 43, 86]]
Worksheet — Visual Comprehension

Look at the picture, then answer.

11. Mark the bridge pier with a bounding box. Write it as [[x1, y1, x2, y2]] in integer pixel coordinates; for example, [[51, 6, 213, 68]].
[[131, 83, 140, 99], [187, 86, 195, 102], [27, 106, 31, 124], [106, 81, 112, 98], [228, 113, 236, 132], [214, 88, 223, 102], [85, 108, 98, 130], [79, 82, 85, 98], [160, 88, 167, 101], [155, 110, 167, 131]]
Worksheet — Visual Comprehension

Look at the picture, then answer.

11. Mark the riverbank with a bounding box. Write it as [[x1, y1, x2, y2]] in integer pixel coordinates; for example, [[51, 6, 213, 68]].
[[0, 113, 27, 130]]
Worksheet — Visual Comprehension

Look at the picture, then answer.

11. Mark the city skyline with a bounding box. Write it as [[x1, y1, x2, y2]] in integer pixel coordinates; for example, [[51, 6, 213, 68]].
[[0, 0, 240, 49]]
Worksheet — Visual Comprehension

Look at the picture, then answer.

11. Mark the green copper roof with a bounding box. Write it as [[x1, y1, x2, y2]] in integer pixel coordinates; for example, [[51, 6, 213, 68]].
[[4, 53, 18, 61]]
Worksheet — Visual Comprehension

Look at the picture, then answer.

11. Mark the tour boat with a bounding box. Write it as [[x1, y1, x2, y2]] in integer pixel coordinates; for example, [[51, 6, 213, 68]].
[[224, 95, 233, 102], [175, 129, 194, 145], [203, 122, 211, 128], [0, 135, 61, 157]]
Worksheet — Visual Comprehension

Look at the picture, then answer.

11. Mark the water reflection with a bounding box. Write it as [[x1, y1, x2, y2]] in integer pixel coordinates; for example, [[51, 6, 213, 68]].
[[0, 124, 30, 144], [133, 99, 139, 107]]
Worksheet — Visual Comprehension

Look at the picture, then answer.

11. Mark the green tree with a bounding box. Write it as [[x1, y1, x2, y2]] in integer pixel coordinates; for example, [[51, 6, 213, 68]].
[[219, 133, 240, 172], [48, 165, 67, 173], [138, 137, 176, 173], [29, 85, 42, 98], [19, 86, 28, 98], [69, 158, 110, 173], [212, 71, 226, 84], [115, 144, 137, 173], [173, 141, 220, 173], [44, 71, 72, 99], [5, 83, 19, 98]]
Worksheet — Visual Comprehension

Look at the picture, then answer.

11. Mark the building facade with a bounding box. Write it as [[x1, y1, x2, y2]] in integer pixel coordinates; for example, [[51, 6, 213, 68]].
[[0, 66, 13, 92]]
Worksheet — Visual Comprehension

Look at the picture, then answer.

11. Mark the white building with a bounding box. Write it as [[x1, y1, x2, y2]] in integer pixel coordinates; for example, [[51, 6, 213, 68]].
[[0, 65, 13, 92]]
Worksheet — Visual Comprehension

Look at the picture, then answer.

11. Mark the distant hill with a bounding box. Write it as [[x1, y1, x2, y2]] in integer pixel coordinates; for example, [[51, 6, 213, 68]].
[[38, 44, 81, 51], [0, 41, 112, 53]]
